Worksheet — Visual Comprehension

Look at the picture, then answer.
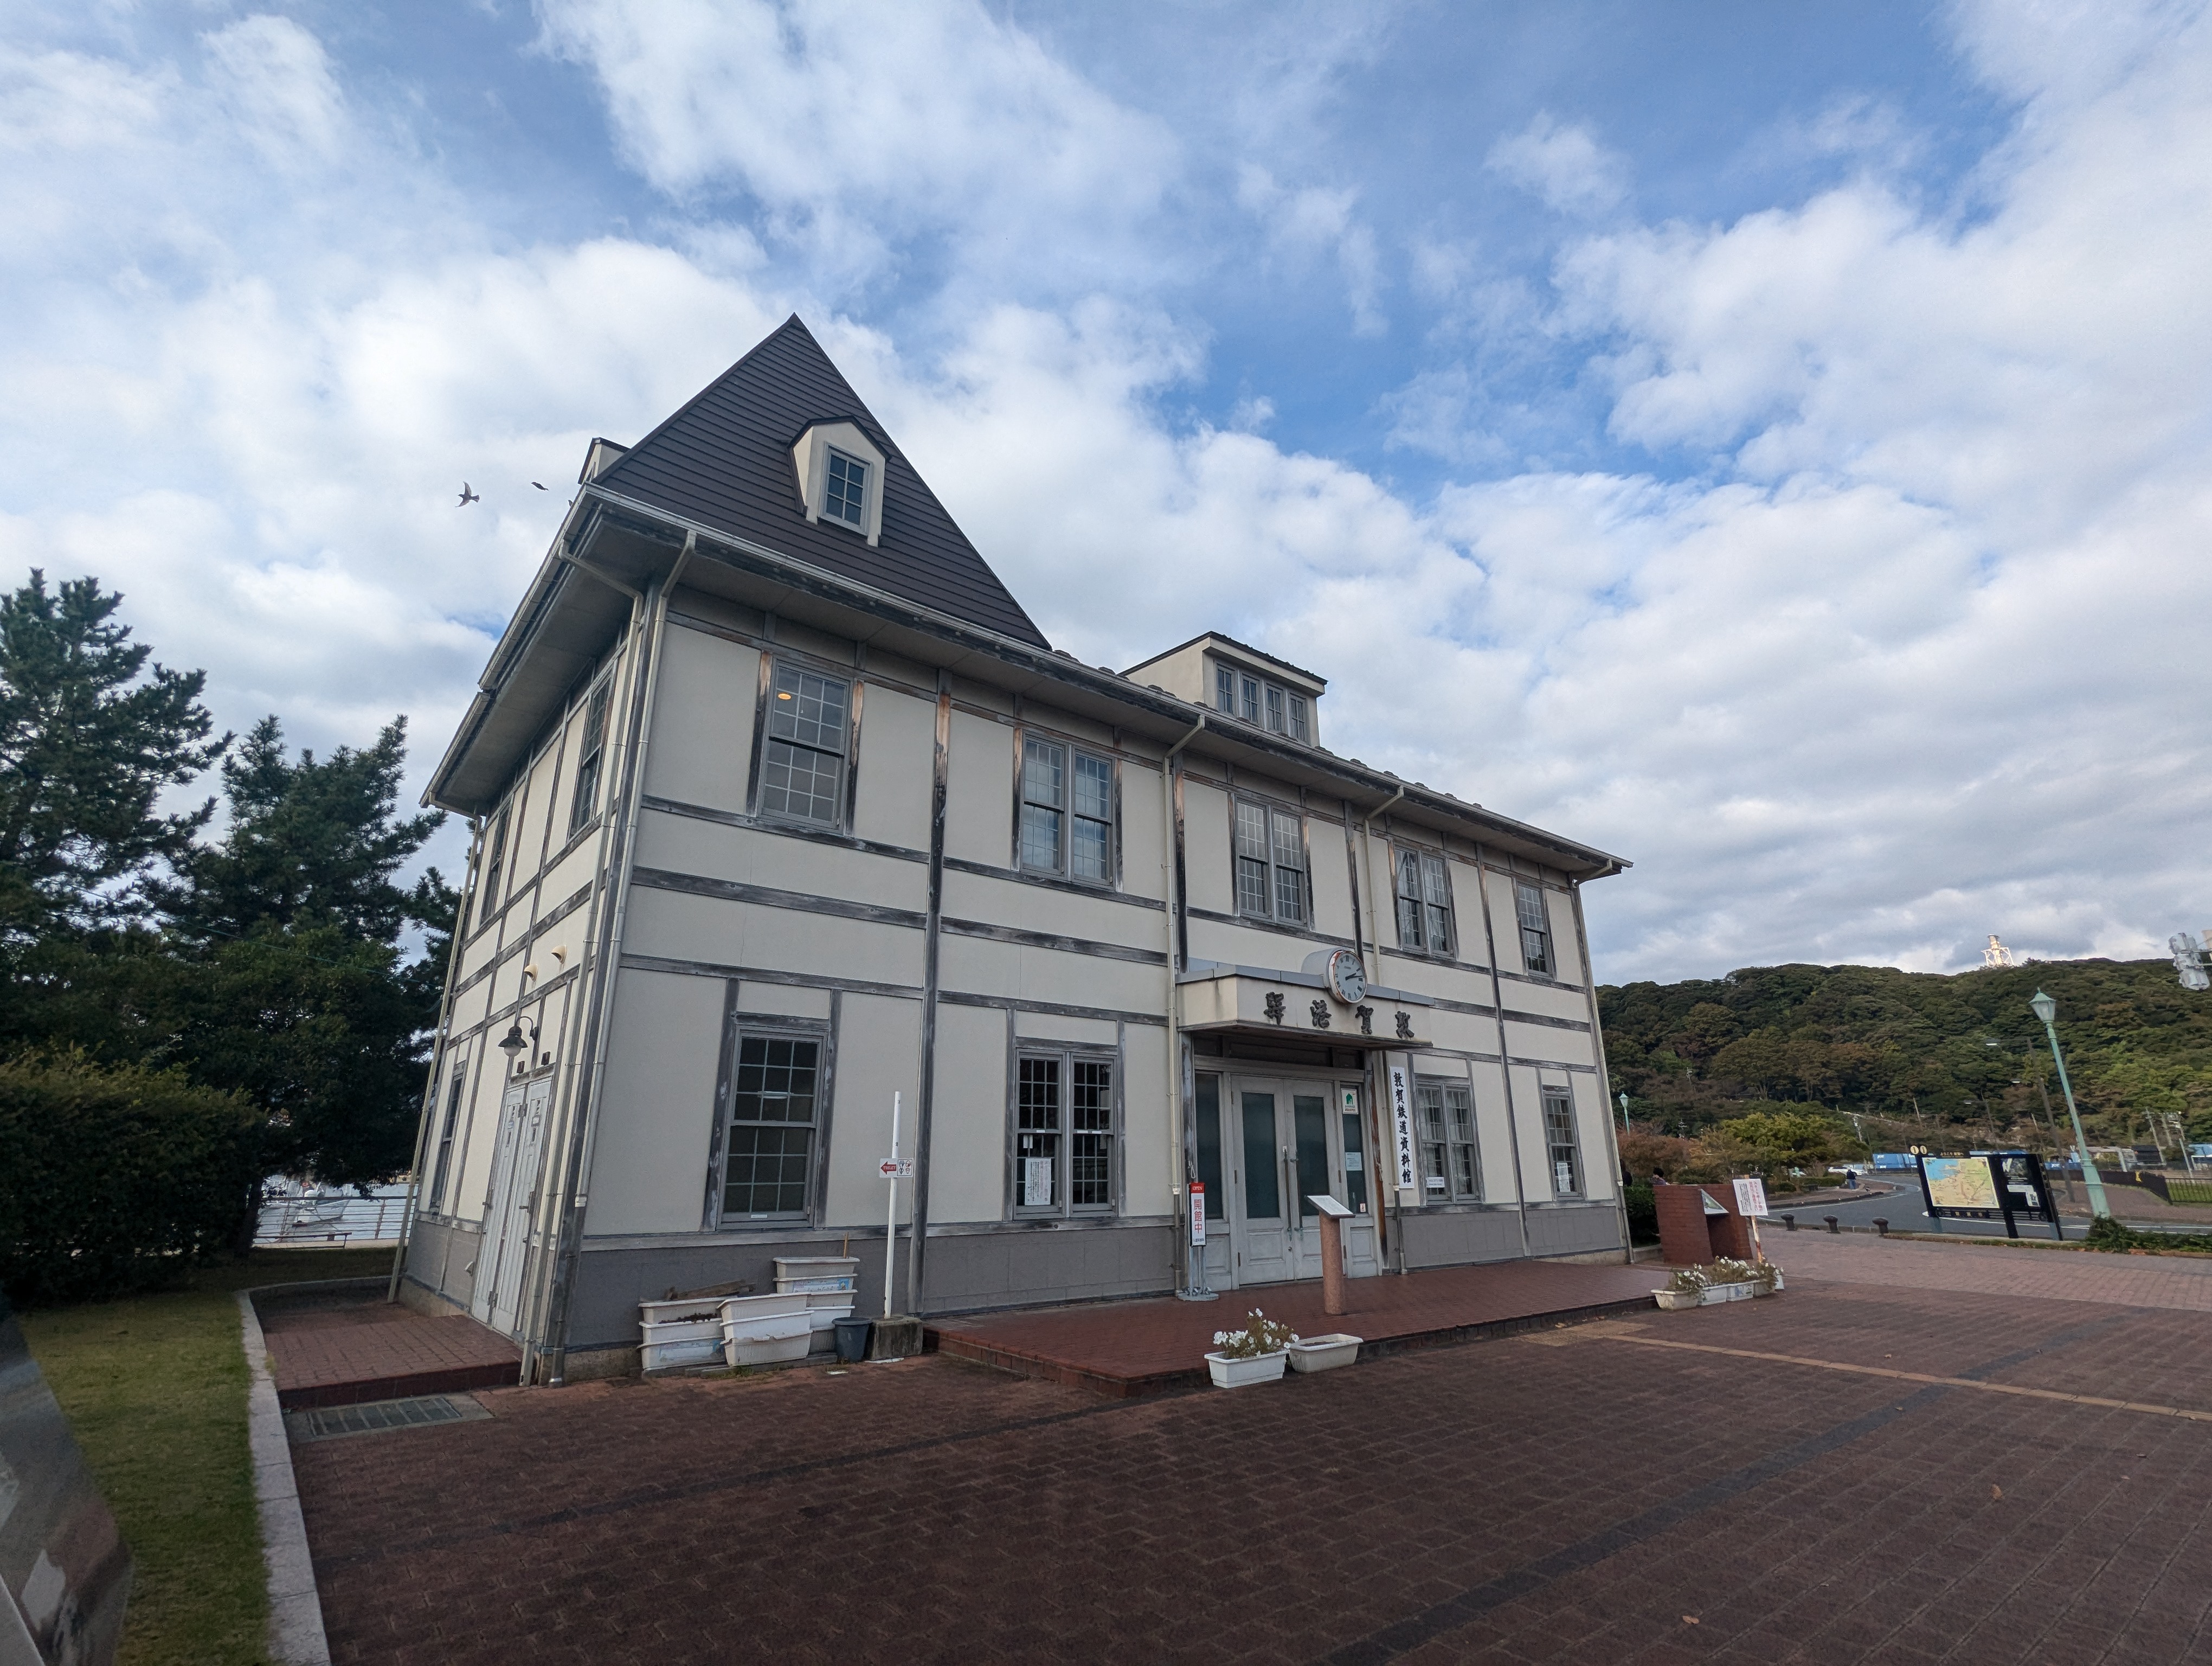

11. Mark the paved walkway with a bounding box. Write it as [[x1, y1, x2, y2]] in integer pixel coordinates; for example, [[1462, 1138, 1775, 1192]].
[[294, 1240, 2212, 1665], [1766, 1228, 2212, 1310], [262, 1297, 520, 1409], [930, 1257, 1658, 1393]]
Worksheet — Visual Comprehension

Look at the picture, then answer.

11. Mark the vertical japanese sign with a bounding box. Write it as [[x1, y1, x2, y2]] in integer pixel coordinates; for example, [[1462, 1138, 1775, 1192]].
[[1389, 1065, 1416, 1196], [1189, 1184, 1206, 1246]]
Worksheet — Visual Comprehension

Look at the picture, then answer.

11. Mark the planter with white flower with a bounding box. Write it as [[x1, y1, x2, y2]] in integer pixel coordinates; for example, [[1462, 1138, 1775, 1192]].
[[1206, 1310, 1297, 1388], [1653, 1258, 1784, 1311]]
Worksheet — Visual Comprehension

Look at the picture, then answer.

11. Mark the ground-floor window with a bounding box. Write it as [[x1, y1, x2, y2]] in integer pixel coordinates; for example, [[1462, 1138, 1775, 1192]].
[[1541, 1084, 1581, 1197], [427, 1064, 466, 1213], [1416, 1079, 1478, 1201], [721, 1034, 820, 1219], [1194, 1073, 1225, 1218], [1015, 1050, 1115, 1216]]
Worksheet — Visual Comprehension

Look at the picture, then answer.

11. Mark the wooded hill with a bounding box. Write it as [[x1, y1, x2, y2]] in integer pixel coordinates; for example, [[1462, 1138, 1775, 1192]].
[[1597, 958, 2212, 1153]]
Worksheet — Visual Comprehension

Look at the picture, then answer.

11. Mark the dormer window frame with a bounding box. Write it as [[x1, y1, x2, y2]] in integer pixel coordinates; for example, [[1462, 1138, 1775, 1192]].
[[791, 420, 887, 547], [1210, 654, 1319, 748]]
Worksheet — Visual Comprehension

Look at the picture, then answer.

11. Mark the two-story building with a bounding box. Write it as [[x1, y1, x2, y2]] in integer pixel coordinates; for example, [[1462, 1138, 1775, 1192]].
[[397, 316, 1631, 1383]]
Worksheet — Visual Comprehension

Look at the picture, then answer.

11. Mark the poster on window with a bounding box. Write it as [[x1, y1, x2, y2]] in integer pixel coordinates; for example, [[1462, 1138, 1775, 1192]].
[[1389, 1066, 1416, 1195], [1023, 1157, 1053, 1208]]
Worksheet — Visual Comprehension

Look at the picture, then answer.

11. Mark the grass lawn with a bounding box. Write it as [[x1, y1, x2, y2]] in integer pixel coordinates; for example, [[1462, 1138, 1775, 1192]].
[[17, 1246, 394, 1666]]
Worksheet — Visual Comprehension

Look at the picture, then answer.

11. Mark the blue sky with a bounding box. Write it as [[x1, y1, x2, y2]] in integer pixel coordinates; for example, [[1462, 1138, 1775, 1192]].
[[5, 1, 2210, 983]]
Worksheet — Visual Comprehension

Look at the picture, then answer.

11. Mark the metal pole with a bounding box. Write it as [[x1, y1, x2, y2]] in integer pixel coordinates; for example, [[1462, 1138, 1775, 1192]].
[[884, 1091, 901, 1320], [2037, 1004, 2109, 1219]]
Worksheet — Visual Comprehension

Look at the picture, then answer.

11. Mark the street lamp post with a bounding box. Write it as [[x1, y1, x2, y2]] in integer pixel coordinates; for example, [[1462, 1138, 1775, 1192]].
[[2030, 990, 2109, 1221]]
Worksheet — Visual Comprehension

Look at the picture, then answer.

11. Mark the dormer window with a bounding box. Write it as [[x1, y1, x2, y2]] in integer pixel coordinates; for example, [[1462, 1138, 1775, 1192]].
[[791, 420, 886, 546], [825, 449, 869, 528], [1210, 656, 1315, 747]]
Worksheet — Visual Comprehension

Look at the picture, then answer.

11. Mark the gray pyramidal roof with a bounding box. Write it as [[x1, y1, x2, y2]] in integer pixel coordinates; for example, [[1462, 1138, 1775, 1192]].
[[592, 314, 1048, 648]]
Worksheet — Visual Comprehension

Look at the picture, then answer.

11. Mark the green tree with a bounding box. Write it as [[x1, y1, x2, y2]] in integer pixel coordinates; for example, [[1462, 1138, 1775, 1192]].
[[160, 717, 453, 1188], [0, 572, 224, 1051]]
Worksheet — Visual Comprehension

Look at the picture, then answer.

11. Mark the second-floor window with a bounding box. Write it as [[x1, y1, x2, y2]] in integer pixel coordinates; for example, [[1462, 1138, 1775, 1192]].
[[473, 808, 510, 935], [760, 661, 850, 826], [568, 682, 611, 836], [1396, 848, 1454, 956], [1233, 800, 1306, 924], [1516, 880, 1553, 976], [1020, 737, 1113, 882]]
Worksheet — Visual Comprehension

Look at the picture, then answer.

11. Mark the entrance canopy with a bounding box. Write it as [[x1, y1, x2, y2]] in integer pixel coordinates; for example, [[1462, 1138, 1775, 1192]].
[[1178, 962, 1432, 1053]]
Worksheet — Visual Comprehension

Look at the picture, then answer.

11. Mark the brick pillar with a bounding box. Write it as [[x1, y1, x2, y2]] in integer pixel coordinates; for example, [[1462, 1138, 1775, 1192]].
[[1653, 1182, 1718, 1266]]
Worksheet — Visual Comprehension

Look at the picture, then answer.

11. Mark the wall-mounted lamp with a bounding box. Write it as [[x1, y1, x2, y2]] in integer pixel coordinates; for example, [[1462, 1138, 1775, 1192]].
[[498, 1018, 540, 1074]]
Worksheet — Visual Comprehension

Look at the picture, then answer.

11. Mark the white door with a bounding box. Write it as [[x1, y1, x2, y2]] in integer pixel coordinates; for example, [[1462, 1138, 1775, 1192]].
[[1232, 1083, 1296, 1285], [477, 1075, 551, 1336], [469, 1082, 526, 1324]]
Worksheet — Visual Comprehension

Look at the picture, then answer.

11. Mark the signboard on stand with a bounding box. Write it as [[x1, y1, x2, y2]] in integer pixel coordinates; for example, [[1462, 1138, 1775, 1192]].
[[1917, 1151, 2061, 1240], [1388, 1066, 1416, 1197], [1731, 1177, 1770, 1218]]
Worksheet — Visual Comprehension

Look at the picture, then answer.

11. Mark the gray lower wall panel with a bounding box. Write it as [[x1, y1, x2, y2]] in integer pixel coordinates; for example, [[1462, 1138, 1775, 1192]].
[[1526, 1204, 1625, 1258], [1399, 1208, 1528, 1268], [403, 1215, 480, 1311], [568, 1223, 1179, 1351]]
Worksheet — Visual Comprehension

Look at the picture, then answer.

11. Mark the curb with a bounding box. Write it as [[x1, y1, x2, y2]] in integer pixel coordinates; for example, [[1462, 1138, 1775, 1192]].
[[238, 1289, 332, 1666]]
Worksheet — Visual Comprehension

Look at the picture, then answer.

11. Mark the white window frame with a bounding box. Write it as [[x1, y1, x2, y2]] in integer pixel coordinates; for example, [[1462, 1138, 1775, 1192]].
[[1541, 1084, 1583, 1198], [1395, 845, 1455, 957], [1012, 1047, 1117, 1218], [1232, 798, 1307, 924], [754, 658, 853, 829], [427, 1062, 467, 1214], [791, 421, 886, 545], [471, 805, 510, 939], [824, 447, 870, 529], [567, 679, 612, 837], [712, 1029, 826, 1224], [1017, 734, 1115, 885], [1516, 880, 1553, 976], [1416, 1078, 1480, 1201]]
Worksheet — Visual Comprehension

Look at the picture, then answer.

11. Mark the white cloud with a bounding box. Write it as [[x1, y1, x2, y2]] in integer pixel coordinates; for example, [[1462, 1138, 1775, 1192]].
[[1235, 164, 1384, 333], [535, 0, 1179, 296], [1486, 113, 1629, 217]]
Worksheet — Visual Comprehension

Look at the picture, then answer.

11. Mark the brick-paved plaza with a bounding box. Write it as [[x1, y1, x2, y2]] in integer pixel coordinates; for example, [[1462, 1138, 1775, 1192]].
[[297, 1238, 2212, 1664]]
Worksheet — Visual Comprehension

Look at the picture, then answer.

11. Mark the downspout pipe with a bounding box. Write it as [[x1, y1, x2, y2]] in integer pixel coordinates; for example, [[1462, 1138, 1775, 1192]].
[[1161, 715, 1205, 1299], [541, 534, 691, 1383], [1568, 882, 1635, 1264], [387, 815, 484, 1303], [1356, 785, 1404, 1270]]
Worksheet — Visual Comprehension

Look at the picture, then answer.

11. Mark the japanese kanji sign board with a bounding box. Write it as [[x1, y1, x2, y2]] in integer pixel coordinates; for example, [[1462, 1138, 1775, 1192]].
[[1389, 1065, 1416, 1196]]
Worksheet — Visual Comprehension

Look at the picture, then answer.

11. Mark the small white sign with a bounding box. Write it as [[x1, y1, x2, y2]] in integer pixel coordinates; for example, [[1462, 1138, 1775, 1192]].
[[1732, 1176, 1770, 1218], [878, 1158, 915, 1179], [1308, 1193, 1353, 1219], [1023, 1157, 1053, 1207], [1189, 1184, 1206, 1246], [1389, 1066, 1416, 1194]]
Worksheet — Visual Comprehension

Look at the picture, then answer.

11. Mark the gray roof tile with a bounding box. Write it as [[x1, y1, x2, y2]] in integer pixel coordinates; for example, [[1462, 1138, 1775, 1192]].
[[595, 315, 1047, 647]]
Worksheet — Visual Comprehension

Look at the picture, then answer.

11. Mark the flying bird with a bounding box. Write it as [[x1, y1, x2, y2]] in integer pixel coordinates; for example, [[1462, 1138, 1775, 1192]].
[[458, 483, 480, 506], [532, 481, 549, 491]]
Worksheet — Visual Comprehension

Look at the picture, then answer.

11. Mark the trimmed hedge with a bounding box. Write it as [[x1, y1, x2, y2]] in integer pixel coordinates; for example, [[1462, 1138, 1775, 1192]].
[[0, 1055, 264, 1305]]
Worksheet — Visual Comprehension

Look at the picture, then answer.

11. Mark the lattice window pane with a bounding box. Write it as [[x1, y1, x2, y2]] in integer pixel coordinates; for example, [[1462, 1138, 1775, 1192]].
[[760, 738, 842, 824], [1542, 1087, 1580, 1195], [825, 450, 868, 527], [1070, 1060, 1113, 1207], [1265, 685, 1285, 732], [1020, 803, 1063, 870], [769, 665, 849, 751], [1288, 695, 1309, 742], [724, 1036, 819, 1218], [1216, 666, 1236, 712], [1070, 814, 1109, 881]]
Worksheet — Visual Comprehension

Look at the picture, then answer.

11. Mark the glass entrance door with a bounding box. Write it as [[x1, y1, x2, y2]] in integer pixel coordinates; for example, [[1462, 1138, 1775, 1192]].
[[1234, 1086, 1295, 1285]]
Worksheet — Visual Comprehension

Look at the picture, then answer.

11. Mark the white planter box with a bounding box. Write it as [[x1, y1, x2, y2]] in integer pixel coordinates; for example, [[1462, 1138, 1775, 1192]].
[[1700, 1281, 1757, 1305], [774, 1257, 858, 1293], [725, 1327, 813, 1368], [639, 1298, 724, 1327], [1652, 1289, 1701, 1311], [1205, 1350, 1288, 1388], [641, 1316, 723, 1346], [722, 1308, 813, 1342], [1285, 1334, 1361, 1374], [776, 1276, 857, 1294], [640, 1336, 725, 1372], [721, 1292, 809, 1324], [805, 1292, 857, 1333]]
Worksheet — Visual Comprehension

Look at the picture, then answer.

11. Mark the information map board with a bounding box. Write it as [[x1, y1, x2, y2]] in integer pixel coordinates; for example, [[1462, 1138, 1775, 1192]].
[[1916, 1151, 2061, 1240]]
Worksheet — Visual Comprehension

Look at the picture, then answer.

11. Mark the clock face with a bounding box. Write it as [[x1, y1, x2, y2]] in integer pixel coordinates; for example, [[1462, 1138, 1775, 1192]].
[[1328, 949, 1367, 1005]]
